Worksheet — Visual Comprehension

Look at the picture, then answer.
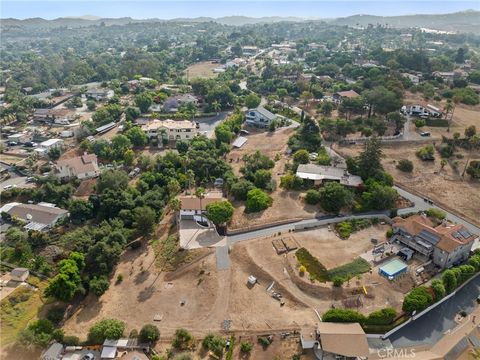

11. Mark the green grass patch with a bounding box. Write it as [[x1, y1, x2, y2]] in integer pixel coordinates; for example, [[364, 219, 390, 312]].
[[328, 258, 371, 280], [295, 248, 329, 282], [0, 278, 47, 345], [425, 118, 449, 127], [362, 315, 409, 334]]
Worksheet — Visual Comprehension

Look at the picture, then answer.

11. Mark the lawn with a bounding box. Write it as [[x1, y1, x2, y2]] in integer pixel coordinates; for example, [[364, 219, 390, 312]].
[[296, 249, 371, 283], [0, 277, 47, 345], [327, 258, 371, 280]]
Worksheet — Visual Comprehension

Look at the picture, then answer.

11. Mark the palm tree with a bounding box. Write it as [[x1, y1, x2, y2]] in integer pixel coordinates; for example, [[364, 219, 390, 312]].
[[212, 101, 221, 115], [195, 187, 206, 222]]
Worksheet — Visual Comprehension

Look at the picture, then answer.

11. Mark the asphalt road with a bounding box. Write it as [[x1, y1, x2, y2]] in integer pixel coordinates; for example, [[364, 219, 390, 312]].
[[389, 275, 480, 347], [196, 111, 229, 139]]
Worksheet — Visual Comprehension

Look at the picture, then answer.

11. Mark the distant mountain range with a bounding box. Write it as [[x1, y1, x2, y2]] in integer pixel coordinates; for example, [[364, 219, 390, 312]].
[[2, 10, 479, 33]]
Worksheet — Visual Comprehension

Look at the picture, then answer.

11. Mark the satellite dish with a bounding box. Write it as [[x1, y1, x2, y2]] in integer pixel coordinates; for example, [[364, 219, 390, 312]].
[[26, 214, 32, 220]]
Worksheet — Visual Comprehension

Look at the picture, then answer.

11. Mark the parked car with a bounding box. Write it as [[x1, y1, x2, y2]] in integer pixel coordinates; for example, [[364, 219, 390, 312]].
[[420, 132, 431, 137], [23, 141, 38, 147], [129, 167, 140, 178], [81, 354, 94, 360], [3, 184, 16, 190], [309, 152, 318, 160], [7, 141, 18, 146], [239, 129, 250, 135]]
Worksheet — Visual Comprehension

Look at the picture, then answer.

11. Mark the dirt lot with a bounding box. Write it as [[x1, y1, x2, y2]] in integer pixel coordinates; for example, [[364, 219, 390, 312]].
[[228, 126, 320, 230], [186, 61, 219, 79], [337, 142, 480, 226], [293, 224, 390, 269], [154, 336, 314, 360]]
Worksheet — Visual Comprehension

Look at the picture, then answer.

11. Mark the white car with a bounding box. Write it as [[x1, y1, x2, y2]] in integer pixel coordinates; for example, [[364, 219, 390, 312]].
[[309, 152, 318, 160]]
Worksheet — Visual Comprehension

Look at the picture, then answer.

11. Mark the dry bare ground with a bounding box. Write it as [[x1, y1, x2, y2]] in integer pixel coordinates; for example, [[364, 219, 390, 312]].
[[228, 127, 320, 230], [337, 142, 480, 226], [185, 61, 219, 79]]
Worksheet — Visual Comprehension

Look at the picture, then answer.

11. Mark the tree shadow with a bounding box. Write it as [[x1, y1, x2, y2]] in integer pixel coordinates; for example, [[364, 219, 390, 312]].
[[134, 269, 151, 285], [137, 271, 162, 303]]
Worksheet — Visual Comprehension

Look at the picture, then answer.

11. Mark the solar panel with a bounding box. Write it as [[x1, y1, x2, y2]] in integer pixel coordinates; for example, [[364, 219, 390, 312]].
[[469, 335, 480, 347], [417, 230, 440, 245], [459, 229, 472, 238]]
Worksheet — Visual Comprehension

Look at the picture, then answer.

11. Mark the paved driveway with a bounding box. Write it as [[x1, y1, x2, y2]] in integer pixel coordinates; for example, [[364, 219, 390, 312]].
[[389, 275, 480, 347]]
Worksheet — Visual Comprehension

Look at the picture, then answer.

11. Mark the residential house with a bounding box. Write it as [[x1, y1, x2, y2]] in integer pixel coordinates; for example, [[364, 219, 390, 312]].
[[33, 108, 73, 124], [392, 215, 478, 268], [332, 90, 360, 103], [10, 268, 29, 282], [41, 342, 63, 360], [142, 119, 198, 142], [7, 132, 31, 144], [163, 94, 198, 113], [85, 88, 114, 101], [177, 191, 224, 220], [402, 73, 420, 85], [300, 322, 369, 359], [55, 153, 100, 180], [432, 69, 466, 85], [296, 164, 363, 187], [245, 106, 276, 128], [402, 103, 443, 118], [241, 46, 259, 56], [226, 58, 246, 68], [39, 138, 64, 151], [0, 202, 69, 231]]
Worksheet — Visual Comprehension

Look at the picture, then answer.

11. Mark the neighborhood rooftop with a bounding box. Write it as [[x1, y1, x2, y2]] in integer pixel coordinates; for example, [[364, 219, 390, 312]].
[[141, 119, 197, 131], [296, 163, 363, 187], [317, 322, 369, 358]]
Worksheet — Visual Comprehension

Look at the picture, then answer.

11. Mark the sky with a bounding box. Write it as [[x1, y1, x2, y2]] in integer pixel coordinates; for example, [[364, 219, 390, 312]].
[[1, 1, 479, 20]]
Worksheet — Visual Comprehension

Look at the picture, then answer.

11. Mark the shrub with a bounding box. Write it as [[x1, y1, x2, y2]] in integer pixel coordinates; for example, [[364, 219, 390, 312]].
[[245, 188, 272, 213], [172, 328, 193, 350], [386, 229, 394, 238], [416, 145, 435, 160], [402, 287, 433, 313], [299, 265, 306, 276], [174, 354, 192, 360], [280, 173, 303, 190], [336, 221, 353, 238], [258, 336, 271, 347], [89, 276, 110, 297], [426, 208, 446, 220], [332, 276, 344, 287], [139, 324, 160, 343], [88, 319, 125, 344], [365, 308, 397, 325], [431, 279, 446, 301], [202, 334, 226, 357], [322, 309, 366, 323], [63, 335, 80, 346], [240, 341, 253, 354], [414, 119, 426, 128], [46, 306, 65, 325], [305, 189, 321, 204], [230, 179, 255, 201], [396, 159, 413, 172], [442, 269, 457, 294], [116, 274, 123, 284]]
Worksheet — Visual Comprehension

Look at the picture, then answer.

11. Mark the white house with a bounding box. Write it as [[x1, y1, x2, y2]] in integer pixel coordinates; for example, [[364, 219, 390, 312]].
[[7, 132, 30, 144], [296, 164, 363, 187], [402, 73, 420, 85], [39, 138, 64, 151], [142, 119, 198, 142], [55, 153, 100, 180], [245, 106, 276, 128], [0, 202, 69, 231]]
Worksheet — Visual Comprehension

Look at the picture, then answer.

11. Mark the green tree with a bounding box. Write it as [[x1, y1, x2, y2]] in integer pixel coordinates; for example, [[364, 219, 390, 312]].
[[240, 341, 253, 354], [402, 287, 433, 313], [305, 189, 321, 205], [133, 206, 157, 235], [172, 328, 193, 350], [465, 125, 477, 138], [86, 100, 96, 111], [96, 170, 129, 194], [442, 269, 458, 294], [293, 149, 310, 165], [125, 126, 148, 147], [230, 179, 255, 201], [18, 319, 63, 348], [88, 319, 125, 344], [279, 173, 303, 190], [245, 188, 272, 213], [68, 199, 93, 224], [205, 200, 234, 226], [139, 324, 160, 343], [48, 148, 61, 161], [431, 279, 446, 300], [253, 169, 272, 189], [125, 106, 141, 122], [244, 93, 261, 109], [214, 124, 233, 144], [89, 276, 110, 297], [202, 334, 226, 357], [318, 182, 352, 213], [135, 92, 153, 113], [356, 137, 383, 179]]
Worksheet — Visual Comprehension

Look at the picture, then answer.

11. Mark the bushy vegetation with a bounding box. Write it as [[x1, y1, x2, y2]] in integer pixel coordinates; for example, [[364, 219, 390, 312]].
[[88, 319, 125, 344], [396, 159, 413, 172], [295, 248, 329, 282]]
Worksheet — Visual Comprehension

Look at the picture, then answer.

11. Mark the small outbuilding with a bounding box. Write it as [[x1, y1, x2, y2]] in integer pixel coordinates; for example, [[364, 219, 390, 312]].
[[379, 259, 408, 280], [10, 268, 29, 282], [41, 342, 63, 360]]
